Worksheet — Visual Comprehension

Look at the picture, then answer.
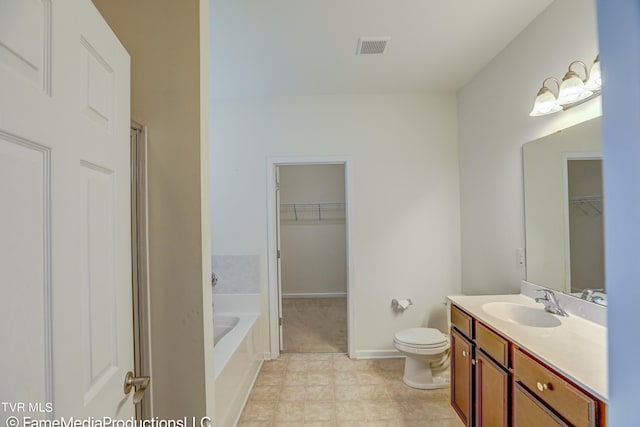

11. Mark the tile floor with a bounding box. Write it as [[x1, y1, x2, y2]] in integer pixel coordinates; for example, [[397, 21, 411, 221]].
[[237, 353, 464, 427], [282, 298, 347, 353]]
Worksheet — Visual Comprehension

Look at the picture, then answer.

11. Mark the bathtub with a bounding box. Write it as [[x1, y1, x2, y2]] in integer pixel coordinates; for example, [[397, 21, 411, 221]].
[[214, 315, 239, 346], [213, 294, 262, 427]]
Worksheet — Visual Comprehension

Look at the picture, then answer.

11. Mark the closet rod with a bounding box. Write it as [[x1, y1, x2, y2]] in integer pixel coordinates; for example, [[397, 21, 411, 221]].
[[280, 202, 345, 222]]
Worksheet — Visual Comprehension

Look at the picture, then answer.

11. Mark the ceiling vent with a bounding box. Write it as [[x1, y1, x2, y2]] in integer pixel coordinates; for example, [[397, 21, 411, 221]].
[[356, 37, 391, 55]]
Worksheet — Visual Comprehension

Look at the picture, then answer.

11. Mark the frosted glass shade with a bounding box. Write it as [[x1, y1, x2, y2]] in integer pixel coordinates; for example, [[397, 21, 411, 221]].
[[558, 72, 593, 105], [586, 60, 602, 91], [529, 88, 562, 116]]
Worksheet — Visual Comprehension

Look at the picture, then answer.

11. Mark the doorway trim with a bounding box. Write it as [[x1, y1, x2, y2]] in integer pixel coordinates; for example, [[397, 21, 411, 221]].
[[130, 122, 153, 417], [266, 156, 354, 359]]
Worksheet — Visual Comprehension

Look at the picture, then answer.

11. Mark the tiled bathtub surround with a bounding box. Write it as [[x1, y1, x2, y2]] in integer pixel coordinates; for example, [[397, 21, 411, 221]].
[[238, 353, 463, 426], [212, 254, 260, 294]]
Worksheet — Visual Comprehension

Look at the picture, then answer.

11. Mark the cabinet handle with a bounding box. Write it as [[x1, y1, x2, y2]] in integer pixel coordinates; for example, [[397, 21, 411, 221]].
[[472, 359, 477, 366], [462, 350, 468, 357], [536, 382, 550, 392]]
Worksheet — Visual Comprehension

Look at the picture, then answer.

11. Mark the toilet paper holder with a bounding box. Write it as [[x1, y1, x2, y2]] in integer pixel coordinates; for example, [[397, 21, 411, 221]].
[[391, 298, 413, 310]]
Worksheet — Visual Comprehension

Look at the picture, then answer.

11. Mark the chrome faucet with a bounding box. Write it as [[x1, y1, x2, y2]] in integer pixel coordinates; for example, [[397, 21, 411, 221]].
[[211, 271, 218, 287], [535, 290, 569, 317], [580, 288, 604, 302]]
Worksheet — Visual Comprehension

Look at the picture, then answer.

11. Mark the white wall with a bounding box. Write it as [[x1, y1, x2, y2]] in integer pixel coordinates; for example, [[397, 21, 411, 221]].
[[280, 164, 346, 204], [93, 0, 215, 419], [280, 164, 346, 296], [596, 1, 640, 424], [211, 93, 460, 353], [457, 0, 601, 295]]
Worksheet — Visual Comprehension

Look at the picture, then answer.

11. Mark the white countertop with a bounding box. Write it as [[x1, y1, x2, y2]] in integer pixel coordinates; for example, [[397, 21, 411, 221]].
[[447, 293, 608, 401]]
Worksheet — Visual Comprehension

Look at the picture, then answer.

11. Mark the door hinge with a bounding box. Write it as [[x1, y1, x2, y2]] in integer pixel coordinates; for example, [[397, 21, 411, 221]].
[[279, 317, 283, 326], [277, 250, 281, 259]]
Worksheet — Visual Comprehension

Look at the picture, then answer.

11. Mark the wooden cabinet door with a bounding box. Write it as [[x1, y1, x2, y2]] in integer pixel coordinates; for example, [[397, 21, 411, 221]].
[[451, 328, 473, 426], [475, 351, 509, 427], [513, 382, 569, 427]]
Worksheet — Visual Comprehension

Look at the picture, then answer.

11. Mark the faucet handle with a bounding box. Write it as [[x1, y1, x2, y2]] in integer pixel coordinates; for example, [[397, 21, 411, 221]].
[[536, 289, 560, 305], [536, 289, 552, 299], [580, 288, 604, 300], [535, 289, 569, 317]]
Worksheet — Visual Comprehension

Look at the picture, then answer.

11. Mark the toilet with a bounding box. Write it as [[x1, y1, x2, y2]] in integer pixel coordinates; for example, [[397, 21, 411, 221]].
[[393, 327, 451, 389]]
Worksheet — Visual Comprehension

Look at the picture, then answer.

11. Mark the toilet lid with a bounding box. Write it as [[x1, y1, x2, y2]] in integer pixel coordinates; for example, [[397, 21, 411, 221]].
[[394, 328, 447, 347]]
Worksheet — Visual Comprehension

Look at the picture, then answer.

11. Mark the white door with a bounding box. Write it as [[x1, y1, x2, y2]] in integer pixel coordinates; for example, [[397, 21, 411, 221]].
[[0, 0, 134, 421], [275, 166, 284, 351]]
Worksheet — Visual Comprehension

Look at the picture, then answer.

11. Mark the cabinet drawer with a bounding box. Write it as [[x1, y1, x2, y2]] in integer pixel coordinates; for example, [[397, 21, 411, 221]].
[[476, 322, 509, 367], [513, 349, 597, 427], [513, 382, 569, 427], [451, 304, 473, 338]]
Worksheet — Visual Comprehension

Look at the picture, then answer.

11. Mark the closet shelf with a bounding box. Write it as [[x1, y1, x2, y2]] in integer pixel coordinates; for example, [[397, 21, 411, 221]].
[[280, 202, 345, 222], [569, 195, 602, 203], [569, 195, 603, 215]]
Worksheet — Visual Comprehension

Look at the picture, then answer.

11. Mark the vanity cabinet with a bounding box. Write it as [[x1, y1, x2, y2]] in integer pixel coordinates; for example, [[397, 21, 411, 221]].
[[450, 305, 509, 427], [449, 303, 606, 427]]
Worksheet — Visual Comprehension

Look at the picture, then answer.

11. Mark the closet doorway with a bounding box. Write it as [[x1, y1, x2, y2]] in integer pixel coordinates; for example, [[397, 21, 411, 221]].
[[268, 160, 351, 356]]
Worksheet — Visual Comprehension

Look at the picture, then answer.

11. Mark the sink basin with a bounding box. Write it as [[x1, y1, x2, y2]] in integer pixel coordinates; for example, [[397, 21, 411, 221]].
[[481, 302, 562, 328]]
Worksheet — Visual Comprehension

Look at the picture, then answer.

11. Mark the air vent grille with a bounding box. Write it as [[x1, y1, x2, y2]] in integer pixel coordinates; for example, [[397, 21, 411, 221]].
[[356, 37, 391, 55]]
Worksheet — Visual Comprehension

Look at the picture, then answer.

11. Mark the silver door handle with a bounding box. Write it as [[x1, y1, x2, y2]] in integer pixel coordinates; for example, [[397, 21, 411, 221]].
[[124, 371, 150, 405]]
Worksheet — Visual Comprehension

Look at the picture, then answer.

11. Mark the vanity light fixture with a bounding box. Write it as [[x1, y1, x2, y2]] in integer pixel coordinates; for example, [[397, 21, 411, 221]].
[[530, 78, 563, 116], [529, 55, 601, 116]]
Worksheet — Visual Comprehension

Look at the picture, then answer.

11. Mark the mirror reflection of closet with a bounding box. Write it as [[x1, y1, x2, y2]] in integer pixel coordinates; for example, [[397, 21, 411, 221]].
[[523, 117, 605, 302], [565, 156, 604, 298]]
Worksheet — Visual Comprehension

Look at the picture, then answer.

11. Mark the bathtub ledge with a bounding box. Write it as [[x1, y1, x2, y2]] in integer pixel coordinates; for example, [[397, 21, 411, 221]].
[[214, 312, 259, 379]]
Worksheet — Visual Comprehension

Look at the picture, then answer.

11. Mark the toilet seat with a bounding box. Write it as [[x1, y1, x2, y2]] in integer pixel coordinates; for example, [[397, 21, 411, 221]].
[[394, 328, 448, 348], [393, 328, 449, 348]]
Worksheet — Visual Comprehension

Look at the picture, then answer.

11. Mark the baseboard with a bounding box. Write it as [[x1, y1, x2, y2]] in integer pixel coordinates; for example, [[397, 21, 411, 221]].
[[282, 292, 347, 299], [351, 349, 403, 359]]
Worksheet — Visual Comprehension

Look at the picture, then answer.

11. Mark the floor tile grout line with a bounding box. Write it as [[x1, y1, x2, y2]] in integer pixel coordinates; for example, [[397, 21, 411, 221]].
[[241, 354, 462, 426]]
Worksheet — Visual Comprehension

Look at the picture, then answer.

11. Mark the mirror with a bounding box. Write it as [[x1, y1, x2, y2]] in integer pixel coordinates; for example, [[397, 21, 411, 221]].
[[523, 117, 605, 304]]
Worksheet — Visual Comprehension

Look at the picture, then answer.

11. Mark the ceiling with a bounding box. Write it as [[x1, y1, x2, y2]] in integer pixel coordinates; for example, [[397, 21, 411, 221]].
[[211, 0, 554, 99]]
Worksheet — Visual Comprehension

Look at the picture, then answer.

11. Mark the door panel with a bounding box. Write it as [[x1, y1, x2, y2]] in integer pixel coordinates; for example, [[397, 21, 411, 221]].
[[0, 0, 51, 92], [451, 328, 473, 426], [80, 37, 115, 130], [275, 166, 284, 351], [0, 132, 52, 421], [80, 162, 119, 404], [0, 0, 133, 420], [476, 351, 509, 427]]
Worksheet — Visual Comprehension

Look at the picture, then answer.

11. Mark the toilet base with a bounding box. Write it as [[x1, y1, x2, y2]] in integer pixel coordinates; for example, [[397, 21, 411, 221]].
[[401, 354, 450, 390], [403, 372, 450, 390]]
